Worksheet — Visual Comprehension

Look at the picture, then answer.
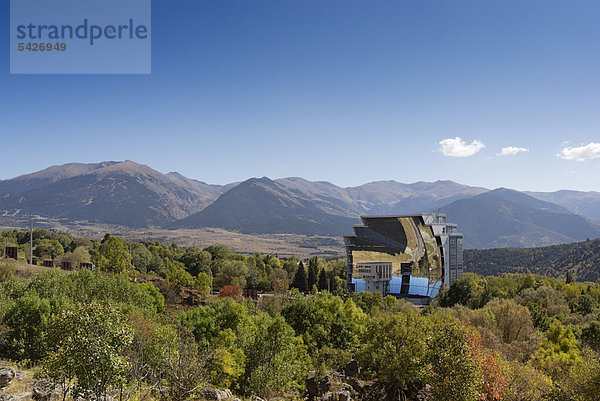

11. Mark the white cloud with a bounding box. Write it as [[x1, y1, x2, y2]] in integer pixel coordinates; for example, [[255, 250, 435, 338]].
[[438, 137, 485, 157], [497, 146, 529, 156], [558, 142, 600, 161]]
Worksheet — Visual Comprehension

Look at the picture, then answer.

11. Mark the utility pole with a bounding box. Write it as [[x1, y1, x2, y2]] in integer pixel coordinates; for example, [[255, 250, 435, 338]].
[[30, 219, 33, 265], [209, 257, 213, 296]]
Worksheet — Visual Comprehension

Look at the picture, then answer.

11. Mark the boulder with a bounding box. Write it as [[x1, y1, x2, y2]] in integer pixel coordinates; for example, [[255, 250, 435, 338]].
[[344, 360, 359, 377], [0, 367, 16, 390], [202, 388, 234, 400], [340, 383, 355, 398], [32, 379, 60, 401], [250, 396, 265, 401]]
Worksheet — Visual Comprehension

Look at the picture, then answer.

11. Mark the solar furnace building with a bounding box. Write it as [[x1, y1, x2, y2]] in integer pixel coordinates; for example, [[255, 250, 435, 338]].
[[344, 213, 463, 302]]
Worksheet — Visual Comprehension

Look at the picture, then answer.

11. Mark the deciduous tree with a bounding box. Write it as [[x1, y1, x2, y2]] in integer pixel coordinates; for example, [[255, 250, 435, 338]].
[[43, 302, 134, 401], [97, 236, 132, 274]]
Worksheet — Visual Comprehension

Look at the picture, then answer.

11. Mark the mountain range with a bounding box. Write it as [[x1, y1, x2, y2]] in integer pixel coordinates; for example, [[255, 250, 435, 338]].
[[440, 188, 600, 248], [1, 160, 600, 249], [0, 161, 233, 227]]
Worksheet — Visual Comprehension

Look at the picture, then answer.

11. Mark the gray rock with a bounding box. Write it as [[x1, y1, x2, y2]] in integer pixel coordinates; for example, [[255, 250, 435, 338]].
[[202, 387, 234, 400], [0, 367, 16, 390], [0, 393, 32, 401], [340, 383, 355, 397], [75, 397, 114, 401], [320, 390, 352, 401], [32, 379, 60, 401], [250, 396, 266, 401]]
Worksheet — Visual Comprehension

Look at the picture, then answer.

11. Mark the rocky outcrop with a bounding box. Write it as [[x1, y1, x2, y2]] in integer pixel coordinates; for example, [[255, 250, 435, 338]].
[[0, 393, 32, 401], [304, 361, 431, 401], [0, 367, 32, 401], [201, 387, 234, 400], [32, 379, 61, 401], [0, 367, 16, 390], [320, 390, 352, 401], [306, 371, 357, 400], [306, 371, 334, 398]]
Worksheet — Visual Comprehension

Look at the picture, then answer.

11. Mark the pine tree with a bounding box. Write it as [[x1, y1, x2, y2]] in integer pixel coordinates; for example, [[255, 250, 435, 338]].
[[566, 271, 574, 284], [291, 261, 308, 293], [307, 257, 319, 290], [318, 267, 329, 291]]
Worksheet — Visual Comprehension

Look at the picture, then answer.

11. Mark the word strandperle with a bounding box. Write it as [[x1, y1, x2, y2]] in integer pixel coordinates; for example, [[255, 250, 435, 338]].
[[16, 19, 149, 46]]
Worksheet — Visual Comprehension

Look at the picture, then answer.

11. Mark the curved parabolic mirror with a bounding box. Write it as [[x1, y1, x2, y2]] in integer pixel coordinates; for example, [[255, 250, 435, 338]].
[[347, 216, 443, 298]]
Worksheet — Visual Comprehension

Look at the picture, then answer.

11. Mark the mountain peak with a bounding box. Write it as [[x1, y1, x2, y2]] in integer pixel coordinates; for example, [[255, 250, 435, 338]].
[[243, 176, 275, 185], [7, 161, 118, 183]]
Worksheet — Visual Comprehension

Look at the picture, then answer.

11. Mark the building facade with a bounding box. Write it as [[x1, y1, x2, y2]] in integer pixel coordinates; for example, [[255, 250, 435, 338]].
[[344, 213, 463, 301], [422, 213, 464, 285], [355, 262, 393, 294]]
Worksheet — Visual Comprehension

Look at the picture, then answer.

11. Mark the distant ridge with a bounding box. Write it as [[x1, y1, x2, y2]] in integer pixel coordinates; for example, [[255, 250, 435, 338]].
[[527, 190, 600, 221], [1, 161, 600, 248], [345, 179, 488, 215], [170, 177, 360, 235], [440, 188, 600, 248]]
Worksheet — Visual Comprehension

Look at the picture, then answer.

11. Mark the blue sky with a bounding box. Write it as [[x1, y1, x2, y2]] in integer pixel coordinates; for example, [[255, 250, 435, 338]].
[[1, 0, 600, 191]]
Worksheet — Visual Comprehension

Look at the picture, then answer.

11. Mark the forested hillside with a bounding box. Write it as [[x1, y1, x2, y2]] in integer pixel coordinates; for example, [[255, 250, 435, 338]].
[[464, 238, 600, 281], [1, 228, 600, 400]]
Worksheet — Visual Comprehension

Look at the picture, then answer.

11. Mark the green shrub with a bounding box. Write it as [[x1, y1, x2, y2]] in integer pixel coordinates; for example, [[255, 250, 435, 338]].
[[0, 259, 17, 282]]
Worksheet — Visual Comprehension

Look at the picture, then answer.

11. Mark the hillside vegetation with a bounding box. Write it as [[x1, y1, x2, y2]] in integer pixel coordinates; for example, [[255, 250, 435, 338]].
[[464, 238, 600, 281], [1, 228, 600, 400]]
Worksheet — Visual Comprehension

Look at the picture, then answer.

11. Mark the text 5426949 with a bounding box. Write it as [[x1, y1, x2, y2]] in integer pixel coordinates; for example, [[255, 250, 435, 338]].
[[18, 42, 67, 52]]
